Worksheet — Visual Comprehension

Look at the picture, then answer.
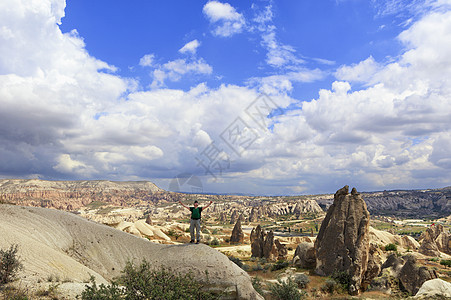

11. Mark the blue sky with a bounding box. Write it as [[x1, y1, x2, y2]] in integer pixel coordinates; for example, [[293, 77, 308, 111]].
[[1, 0, 451, 195]]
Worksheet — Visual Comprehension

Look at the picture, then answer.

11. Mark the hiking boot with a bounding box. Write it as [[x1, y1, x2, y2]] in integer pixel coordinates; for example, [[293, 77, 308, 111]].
[[190, 240, 194, 243], [195, 240, 200, 244]]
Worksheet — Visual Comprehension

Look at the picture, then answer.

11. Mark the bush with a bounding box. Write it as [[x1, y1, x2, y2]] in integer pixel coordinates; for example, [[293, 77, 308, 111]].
[[385, 243, 397, 251], [271, 260, 289, 271], [331, 270, 351, 291], [228, 256, 243, 268], [0, 244, 23, 284], [80, 276, 122, 300], [269, 277, 304, 300], [81, 260, 218, 300], [440, 260, 451, 268], [209, 238, 220, 246], [251, 276, 264, 296], [321, 278, 338, 294], [294, 273, 310, 289]]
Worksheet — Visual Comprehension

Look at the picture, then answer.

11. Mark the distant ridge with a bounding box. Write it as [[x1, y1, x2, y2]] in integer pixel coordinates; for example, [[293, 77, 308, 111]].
[[0, 178, 164, 210]]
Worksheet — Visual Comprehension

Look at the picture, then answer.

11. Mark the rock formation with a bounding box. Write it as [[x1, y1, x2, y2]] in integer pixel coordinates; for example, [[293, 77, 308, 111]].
[[250, 225, 278, 261], [230, 219, 244, 244], [274, 239, 288, 261], [248, 207, 259, 222], [145, 214, 153, 225], [230, 210, 239, 224], [419, 224, 451, 256], [398, 255, 438, 295], [314, 186, 371, 295], [292, 242, 316, 269]]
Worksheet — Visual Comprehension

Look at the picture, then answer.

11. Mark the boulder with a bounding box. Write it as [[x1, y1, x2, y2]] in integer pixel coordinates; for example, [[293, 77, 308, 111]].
[[292, 242, 316, 269], [415, 278, 451, 298], [314, 186, 371, 294], [230, 219, 244, 244], [398, 255, 438, 295]]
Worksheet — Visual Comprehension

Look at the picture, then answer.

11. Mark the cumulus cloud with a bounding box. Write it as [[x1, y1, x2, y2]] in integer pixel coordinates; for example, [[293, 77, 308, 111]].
[[203, 1, 245, 37], [150, 58, 213, 88], [335, 56, 382, 83], [1, 0, 451, 194], [179, 39, 201, 55]]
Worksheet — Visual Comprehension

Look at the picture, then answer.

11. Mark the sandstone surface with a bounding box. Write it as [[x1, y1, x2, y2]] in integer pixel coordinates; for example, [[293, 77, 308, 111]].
[[0, 204, 263, 299]]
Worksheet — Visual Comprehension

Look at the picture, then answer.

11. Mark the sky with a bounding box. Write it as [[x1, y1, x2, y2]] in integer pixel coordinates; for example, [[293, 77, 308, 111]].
[[1, 0, 451, 195]]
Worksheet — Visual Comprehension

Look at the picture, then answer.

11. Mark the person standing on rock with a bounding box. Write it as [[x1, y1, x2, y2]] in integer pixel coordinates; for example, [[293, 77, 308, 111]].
[[178, 200, 212, 244]]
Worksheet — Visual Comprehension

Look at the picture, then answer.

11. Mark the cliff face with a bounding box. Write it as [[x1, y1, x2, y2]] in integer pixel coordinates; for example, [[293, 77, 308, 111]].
[[0, 179, 164, 210]]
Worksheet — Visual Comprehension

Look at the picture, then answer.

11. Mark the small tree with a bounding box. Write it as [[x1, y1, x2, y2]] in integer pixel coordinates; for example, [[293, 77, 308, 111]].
[[0, 244, 23, 284], [440, 260, 451, 268]]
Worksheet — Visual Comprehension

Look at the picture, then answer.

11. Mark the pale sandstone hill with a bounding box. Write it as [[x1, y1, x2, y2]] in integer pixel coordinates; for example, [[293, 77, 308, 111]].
[[0, 204, 262, 300]]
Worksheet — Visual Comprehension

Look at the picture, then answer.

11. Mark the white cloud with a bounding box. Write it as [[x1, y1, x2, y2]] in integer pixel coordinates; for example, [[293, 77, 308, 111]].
[[179, 39, 201, 55], [151, 58, 213, 88], [139, 54, 155, 67], [203, 1, 245, 37], [335, 56, 382, 83], [248, 69, 326, 94], [1, 0, 451, 195]]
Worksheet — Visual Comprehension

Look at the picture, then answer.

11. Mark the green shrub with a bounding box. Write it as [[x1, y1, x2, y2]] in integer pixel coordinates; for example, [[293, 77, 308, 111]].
[[0, 244, 23, 284], [321, 278, 338, 294], [80, 276, 122, 300], [269, 277, 304, 300], [81, 260, 218, 300], [331, 270, 351, 291], [210, 238, 220, 246], [385, 243, 397, 251], [440, 260, 451, 268], [251, 276, 264, 296], [294, 273, 310, 289], [228, 256, 243, 268], [271, 260, 289, 271], [252, 264, 263, 271], [1, 286, 29, 300]]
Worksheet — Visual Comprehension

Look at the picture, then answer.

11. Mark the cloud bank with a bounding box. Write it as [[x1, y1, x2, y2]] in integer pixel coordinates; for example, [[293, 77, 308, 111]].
[[0, 0, 450, 195]]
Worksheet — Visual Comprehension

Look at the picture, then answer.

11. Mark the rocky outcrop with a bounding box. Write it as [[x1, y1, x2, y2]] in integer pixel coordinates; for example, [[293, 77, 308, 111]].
[[274, 239, 288, 261], [419, 224, 451, 256], [314, 186, 371, 295], [370, 254, 438, 296], [230, 219, 244, 244], [145, 214, 153, 225], [398, 255, 438, 295], [248, 207, 259, 222], [230, 210, 239, 224], [292, 242, 316, 269], [250, 225, 277, 261]]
